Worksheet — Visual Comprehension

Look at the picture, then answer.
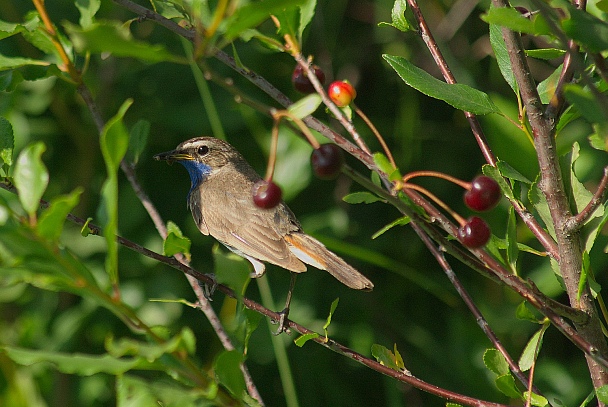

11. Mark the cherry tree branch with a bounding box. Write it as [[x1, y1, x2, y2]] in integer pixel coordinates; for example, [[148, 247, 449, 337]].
[[492, 0, 608, 393]]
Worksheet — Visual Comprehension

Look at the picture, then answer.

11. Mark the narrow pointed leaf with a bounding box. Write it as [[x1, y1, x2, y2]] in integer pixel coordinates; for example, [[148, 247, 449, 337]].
[[14, 142, 49, 217], [383, 54, 500, 115]]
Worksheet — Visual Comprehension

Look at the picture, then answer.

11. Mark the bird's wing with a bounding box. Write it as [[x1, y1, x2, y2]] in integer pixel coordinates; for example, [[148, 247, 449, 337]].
[[201, 187, 306, 273]]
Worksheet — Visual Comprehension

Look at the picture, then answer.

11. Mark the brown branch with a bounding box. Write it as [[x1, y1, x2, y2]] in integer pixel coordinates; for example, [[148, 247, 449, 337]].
[[565, 166, 608, 233], [0, 182, 511, 407], [492, 0, 608, 393], [406, 0, 559, 260], [415, 227, 544, 396]]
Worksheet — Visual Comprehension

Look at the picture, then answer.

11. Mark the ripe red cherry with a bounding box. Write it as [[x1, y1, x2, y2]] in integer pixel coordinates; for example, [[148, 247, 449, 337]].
[[311, 144, 344, 179], [464, 175, 501, 212], [292, 64, 325, 94], [252, 180, 282, 209], [458, 216, 491, 248], [328, 81, 357, 107]]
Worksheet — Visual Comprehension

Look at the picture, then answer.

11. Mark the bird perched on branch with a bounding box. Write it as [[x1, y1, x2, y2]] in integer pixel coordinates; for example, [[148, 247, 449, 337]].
[[154, 137, 373, 332]]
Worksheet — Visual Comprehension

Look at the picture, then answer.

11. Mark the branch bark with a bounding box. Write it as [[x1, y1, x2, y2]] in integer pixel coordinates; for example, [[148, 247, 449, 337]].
[[491, 0, 608, 394]]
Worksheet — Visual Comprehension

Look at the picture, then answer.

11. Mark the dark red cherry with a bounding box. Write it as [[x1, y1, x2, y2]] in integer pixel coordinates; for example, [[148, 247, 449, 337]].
[[464, 175, 501, 212], [252, 180, 282, 209], [292, 64, 325, 94], [328, 81, 357, 107], [458, 216, 491, 248], [311, 144, 344, 179]]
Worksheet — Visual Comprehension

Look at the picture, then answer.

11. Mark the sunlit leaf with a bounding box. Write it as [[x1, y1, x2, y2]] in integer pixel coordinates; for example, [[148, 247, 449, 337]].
[[516, 301, 540, 323], [223, 0, 308, 41], [372, 216, 410, 239], [37, 188, 83, 241], [65, 21, 182, 63], [490, 23, 518, 94], [483, 348, 509, 375], [383, 55, 500, 115], [298, 0, 317, 40], [2, 346, 151, 375], [163, 221, 191, 258], [14, 142, 49, 218], [495, 373, 521, 399], [288, 93, 322, 119], [378, 0, 411, 32], [506, 207, 518, 273], [294, 332, 320, 347], [371, 343, 405, 372], [525, 48, 566, 60], [342, 191, 384, 204], [562, 6, 608, 52], [482, 7, 550, 35], [75, 0, 101, 29], [523, 391, 549, 407], [519, 327, 546, 372]]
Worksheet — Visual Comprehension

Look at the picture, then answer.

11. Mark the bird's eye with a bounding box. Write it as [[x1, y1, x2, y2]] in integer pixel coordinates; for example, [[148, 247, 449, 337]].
[[197, 146, 209, 156]]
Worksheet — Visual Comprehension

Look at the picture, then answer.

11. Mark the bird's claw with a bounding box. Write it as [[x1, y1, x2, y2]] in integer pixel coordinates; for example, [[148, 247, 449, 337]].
[[272, 308, 291, 336], [198, 274, 218, 301]]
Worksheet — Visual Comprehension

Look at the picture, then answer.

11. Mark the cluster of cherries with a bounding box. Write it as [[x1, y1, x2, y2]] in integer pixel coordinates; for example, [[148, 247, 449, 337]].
[[459, 175, 501, 248], [252, 64, 350, 209], [253, 63, 502, 249]]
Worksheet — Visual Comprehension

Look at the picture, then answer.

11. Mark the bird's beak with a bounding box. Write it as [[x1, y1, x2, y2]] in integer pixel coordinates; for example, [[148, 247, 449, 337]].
[[153, 150, 194, 164]]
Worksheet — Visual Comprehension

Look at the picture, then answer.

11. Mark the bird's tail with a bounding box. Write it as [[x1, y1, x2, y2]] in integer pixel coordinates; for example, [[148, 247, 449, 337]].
[[285, 233, 373, 291]]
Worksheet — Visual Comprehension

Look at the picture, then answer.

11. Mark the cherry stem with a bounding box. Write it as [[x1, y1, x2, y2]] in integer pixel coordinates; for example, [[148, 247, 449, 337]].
[[265, 116, 280, 182], [401, 183, 465, 225], [401, 170, 471, 190], [353, 104, 396, 167]]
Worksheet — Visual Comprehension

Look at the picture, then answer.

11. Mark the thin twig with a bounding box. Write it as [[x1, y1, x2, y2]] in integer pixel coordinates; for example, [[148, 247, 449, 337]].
[[565, 166, 608, 233]]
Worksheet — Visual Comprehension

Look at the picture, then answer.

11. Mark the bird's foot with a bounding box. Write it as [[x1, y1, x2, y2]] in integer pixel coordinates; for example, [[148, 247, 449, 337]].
[[198, 274, 218, 301], [271, 307, 291, 336]]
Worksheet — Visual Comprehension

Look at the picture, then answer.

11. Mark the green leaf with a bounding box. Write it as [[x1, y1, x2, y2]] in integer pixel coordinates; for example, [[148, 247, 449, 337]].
[[482, 164, 513, 202], [2, 346, 149, 375], [597, 385, 608, 404], [562, 6, 608, 52], [294, 332, 320, 347], [563, 84, 608, 124], [0, 55, 50, 71], [223, 0, 308, 42], [383, 54, 500, 115], [373, 152, 397, 176], [524, 391, 549, 407], [14, 142, 49, 218], [482, 7, 550, 35], [519, 327, 546, 372], [372, 216, 410, 239], [37, 188, 83, 241], [537, 64, 563, 104], [100, 99, 132, 283], [495, 373, 522, 399], [117, 375, 217, 407], [128, 119, 150, 164], [322, 298, 339, 337], [298, 0, 317, 41], [446, 404, 464, 407], [506, 207, 518, 273], [525, 48, 567, 60], [371, 343, 407, 372], [0, 116, 14, 172], [214, 350, 246, 397], [75, 0, 101, 29], [496, 160, 532, 184], [483, 348, 509, 375], [101, 100, 131, 174], [529, 176, 556, 239], [489, 23, 518, 94], [65, 21, 182, 63], [378, 0, 411, 32], [288, 93, 323, 119], [516, 301, 540, 323], [163, 221, 191, 258], [106, 327, 196, 360], [342, 191, 384, 204]]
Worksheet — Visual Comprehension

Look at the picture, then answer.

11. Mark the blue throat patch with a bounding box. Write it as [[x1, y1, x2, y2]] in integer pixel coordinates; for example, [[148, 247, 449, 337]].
[[179, 160, 212, 198]]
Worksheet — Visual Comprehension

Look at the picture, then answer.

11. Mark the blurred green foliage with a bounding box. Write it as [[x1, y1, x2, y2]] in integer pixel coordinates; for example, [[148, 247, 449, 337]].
[[0, 0, 607, 406]]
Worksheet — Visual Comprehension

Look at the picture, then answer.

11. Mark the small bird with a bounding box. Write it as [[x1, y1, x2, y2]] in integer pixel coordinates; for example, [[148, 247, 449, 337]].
[[154, 137, 373, 330]]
